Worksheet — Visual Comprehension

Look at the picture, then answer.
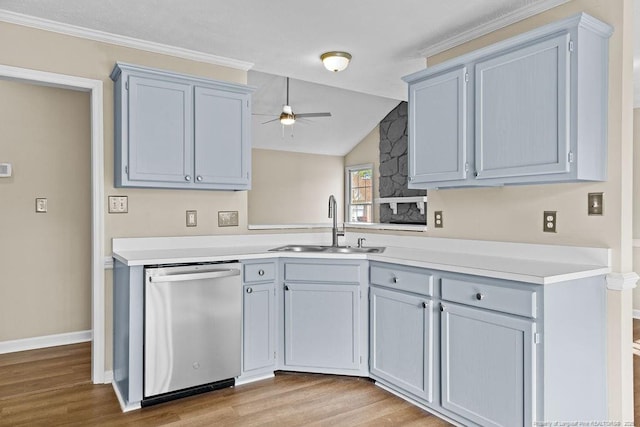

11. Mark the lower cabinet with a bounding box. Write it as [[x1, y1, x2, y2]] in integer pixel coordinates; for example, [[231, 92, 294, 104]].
[[284, 282, 360, 370], [369, 286, 433, 402], [440, 302, 534, 427], [243, 281, 276, 373], [241, 261, 276, 378]]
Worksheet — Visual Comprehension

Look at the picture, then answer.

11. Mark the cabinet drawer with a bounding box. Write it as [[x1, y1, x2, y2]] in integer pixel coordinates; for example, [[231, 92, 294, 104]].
[[284, 263, 360, 283], [441, 277, 536, 318], [370, 264, 433, 296], [243, 262, 276, 283]]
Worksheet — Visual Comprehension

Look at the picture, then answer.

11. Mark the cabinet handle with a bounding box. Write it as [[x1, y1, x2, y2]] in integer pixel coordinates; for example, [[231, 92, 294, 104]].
[[421, 301, 428, 308], [196, 175, 203, 182], [440, 304, 445, 312], [284, 285, 289, 291], [258, 269, 265, 276], [185, 175, 191, 182], [476, 293, 485, 301], [246, 287, 253, 294], [392, 276, 399, 284]]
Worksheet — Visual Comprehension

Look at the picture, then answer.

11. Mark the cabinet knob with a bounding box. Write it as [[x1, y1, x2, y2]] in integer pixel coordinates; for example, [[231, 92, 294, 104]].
[[440, 304, 445, 312], [258, 269, 265, 276], [196, 175, 203, 182], [408, 176, 413, 182], [476, 292, 485, 301], [185, 175, 191, 182], [421, 301, 428, 308], [284, 285, 289, 291], [392, 276, 399, 284], [246, 287, 253, 294]]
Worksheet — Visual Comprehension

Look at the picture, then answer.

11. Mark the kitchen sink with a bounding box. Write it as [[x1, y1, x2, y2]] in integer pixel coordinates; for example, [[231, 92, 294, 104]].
[[269, 244, 385, 254]]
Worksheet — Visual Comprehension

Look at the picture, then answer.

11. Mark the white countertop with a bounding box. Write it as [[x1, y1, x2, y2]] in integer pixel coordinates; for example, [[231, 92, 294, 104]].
[[112, 233, 611, 285]]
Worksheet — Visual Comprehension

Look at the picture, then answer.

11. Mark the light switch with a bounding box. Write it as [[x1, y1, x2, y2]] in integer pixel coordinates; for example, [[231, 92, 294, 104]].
[[588, 193, 603, 216], [186, 210, 197, 227], [35, 198, 47, 213], [108, 196, 128, 213]]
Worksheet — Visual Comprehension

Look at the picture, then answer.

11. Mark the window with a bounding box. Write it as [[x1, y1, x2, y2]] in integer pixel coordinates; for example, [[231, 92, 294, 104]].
[[345, 164, 373, 223]]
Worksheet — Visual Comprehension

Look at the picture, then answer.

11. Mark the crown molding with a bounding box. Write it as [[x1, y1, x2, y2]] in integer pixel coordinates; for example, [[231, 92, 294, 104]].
[[0, 9, 254, 71], [418, 0, 570, 58]]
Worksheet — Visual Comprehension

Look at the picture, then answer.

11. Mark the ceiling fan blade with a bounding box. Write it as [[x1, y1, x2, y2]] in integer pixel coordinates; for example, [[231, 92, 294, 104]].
[[261, 117, 281, 124], [295, 112, 332, 118]]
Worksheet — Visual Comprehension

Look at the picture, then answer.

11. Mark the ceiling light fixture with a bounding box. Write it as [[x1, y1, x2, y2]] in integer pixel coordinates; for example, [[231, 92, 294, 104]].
[[279, 105, 295, 125], [321, 51, 352, 72]]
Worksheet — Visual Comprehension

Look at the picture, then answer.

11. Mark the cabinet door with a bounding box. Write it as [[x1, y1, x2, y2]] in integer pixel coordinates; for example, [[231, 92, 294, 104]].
[[284, 283, 359, 370], [194, 87, 250, 188], [475, 33, 570, 180], [408, 66, 467, 185], [370, 287, 433, 402], [243, 282, 275, 373], [441, 302, 535, 427], [128, 75, 193, 184]]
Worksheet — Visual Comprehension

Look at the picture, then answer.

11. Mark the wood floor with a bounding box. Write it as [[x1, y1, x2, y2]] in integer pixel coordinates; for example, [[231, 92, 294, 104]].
[[0, 343, 450, 426]]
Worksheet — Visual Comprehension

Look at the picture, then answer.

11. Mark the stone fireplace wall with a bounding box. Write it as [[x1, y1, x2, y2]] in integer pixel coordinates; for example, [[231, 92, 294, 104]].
[[379, 101, 427, 224]]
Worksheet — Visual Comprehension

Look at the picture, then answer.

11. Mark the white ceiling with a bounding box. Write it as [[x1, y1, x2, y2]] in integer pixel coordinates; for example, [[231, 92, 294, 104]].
[[0, 0, 579, 154]]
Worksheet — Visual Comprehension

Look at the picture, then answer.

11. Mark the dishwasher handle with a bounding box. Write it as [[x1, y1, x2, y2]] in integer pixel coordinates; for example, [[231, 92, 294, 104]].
[[149, 268, 240, 283]]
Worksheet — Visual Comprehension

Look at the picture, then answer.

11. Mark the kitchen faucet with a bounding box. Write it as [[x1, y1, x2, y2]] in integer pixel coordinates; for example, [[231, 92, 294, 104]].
[[328, 195, 344, 247]]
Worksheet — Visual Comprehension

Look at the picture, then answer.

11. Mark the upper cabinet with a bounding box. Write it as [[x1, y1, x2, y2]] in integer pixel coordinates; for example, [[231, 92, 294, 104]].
[[403, 13, 612, 189], [111, 63, 254, 190]]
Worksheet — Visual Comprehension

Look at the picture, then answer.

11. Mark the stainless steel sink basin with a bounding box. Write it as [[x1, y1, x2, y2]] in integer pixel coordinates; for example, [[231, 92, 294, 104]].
[[269, 244, 385, 254]]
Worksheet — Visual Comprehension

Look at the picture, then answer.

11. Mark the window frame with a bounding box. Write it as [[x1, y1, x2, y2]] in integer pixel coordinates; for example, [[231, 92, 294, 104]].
[[345, 163, 374, 224]]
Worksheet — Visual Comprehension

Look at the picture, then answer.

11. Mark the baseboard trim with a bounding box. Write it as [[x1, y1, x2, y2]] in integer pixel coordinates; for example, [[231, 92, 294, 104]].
[[0, 330, 91, 354], [103, 370, 114, 384], [235, 372, 275, 386], [113, 381, 141, 412]]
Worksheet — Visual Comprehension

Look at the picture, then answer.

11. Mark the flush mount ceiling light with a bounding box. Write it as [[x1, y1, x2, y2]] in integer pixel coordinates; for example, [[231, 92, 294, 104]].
[[321, 51, 352, 72], [279, 105, 295, 125]]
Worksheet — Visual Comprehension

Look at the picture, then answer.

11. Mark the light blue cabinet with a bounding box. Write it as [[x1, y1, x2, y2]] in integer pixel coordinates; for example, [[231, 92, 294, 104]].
[[440, 302, 534, 427], [111, 62, 253, 190], [408, 66, 467, 185], [369, 286, 433, 402], [242, 261, 276, 377], [403, 13, 612, 189]]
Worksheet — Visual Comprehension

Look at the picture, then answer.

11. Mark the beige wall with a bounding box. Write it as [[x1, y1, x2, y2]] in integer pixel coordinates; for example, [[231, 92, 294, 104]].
[[634, 109, 640, 312], [426, 0, 635, 420], [345, 126, 380, 223], [0, 80, 91, 341], [248, 149, 344, 224]]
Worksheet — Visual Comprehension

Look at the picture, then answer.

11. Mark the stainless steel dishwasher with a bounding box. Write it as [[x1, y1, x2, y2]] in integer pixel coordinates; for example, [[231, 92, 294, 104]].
[[143, 262, 241, 405]]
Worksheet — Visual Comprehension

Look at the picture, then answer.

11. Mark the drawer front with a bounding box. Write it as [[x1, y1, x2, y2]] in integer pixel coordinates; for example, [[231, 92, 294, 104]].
[[244, 262, 276, 283], [284, 262, 361, 283], [370, 264, 433, 296], [441, 277, 536, 318]]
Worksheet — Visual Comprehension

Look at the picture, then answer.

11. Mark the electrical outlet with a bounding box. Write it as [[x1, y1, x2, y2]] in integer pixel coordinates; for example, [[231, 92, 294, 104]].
[[35, 198, 47, 213], [218, 211, 239, 227], [434, 211, 444, 228], [588, 193, 603, 216], [186, 210, 197, 227], [543, 211, 557, 233], [108, 196, 128, 213]]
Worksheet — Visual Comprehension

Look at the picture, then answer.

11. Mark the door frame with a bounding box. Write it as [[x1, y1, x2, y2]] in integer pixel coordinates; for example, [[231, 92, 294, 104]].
[[0, 64, 105, 384]]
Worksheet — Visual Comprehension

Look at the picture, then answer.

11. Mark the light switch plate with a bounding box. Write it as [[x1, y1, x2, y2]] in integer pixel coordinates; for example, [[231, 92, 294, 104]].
[[434, 211, 443, 228], [108, 196, 128, 213], [186, 210, 197, 227], [588, 192, 603, 216], [218, 211, 239, 227], [35, 198, 47, 213], [543, 211, 557, 233]]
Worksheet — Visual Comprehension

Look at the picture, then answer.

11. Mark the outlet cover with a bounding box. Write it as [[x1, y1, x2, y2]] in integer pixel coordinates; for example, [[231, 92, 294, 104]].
[[543, 211, 557, 233], [434, 211, 443, 228], [186, 210, 197, 227], [588, 193, 603, 216], [108, 196, 128, 213], [218, 211, 239, 227], [35, 198, 47, 213]]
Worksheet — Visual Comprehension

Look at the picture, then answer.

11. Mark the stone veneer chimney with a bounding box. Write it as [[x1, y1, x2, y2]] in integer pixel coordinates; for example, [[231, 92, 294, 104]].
[[379, 101, 427, 224]]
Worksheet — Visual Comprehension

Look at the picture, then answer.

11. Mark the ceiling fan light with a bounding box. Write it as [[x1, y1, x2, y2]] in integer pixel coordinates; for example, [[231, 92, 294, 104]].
[[321, 51, 352, 72], [280, 112, 295, 125]]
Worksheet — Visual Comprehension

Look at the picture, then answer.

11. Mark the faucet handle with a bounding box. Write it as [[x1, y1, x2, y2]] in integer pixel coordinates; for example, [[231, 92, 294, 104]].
[[357, 237, 366, 248]]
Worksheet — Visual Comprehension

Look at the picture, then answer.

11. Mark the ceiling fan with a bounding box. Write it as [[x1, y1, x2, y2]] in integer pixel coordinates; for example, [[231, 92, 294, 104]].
[[258, 77, 332, 126]]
